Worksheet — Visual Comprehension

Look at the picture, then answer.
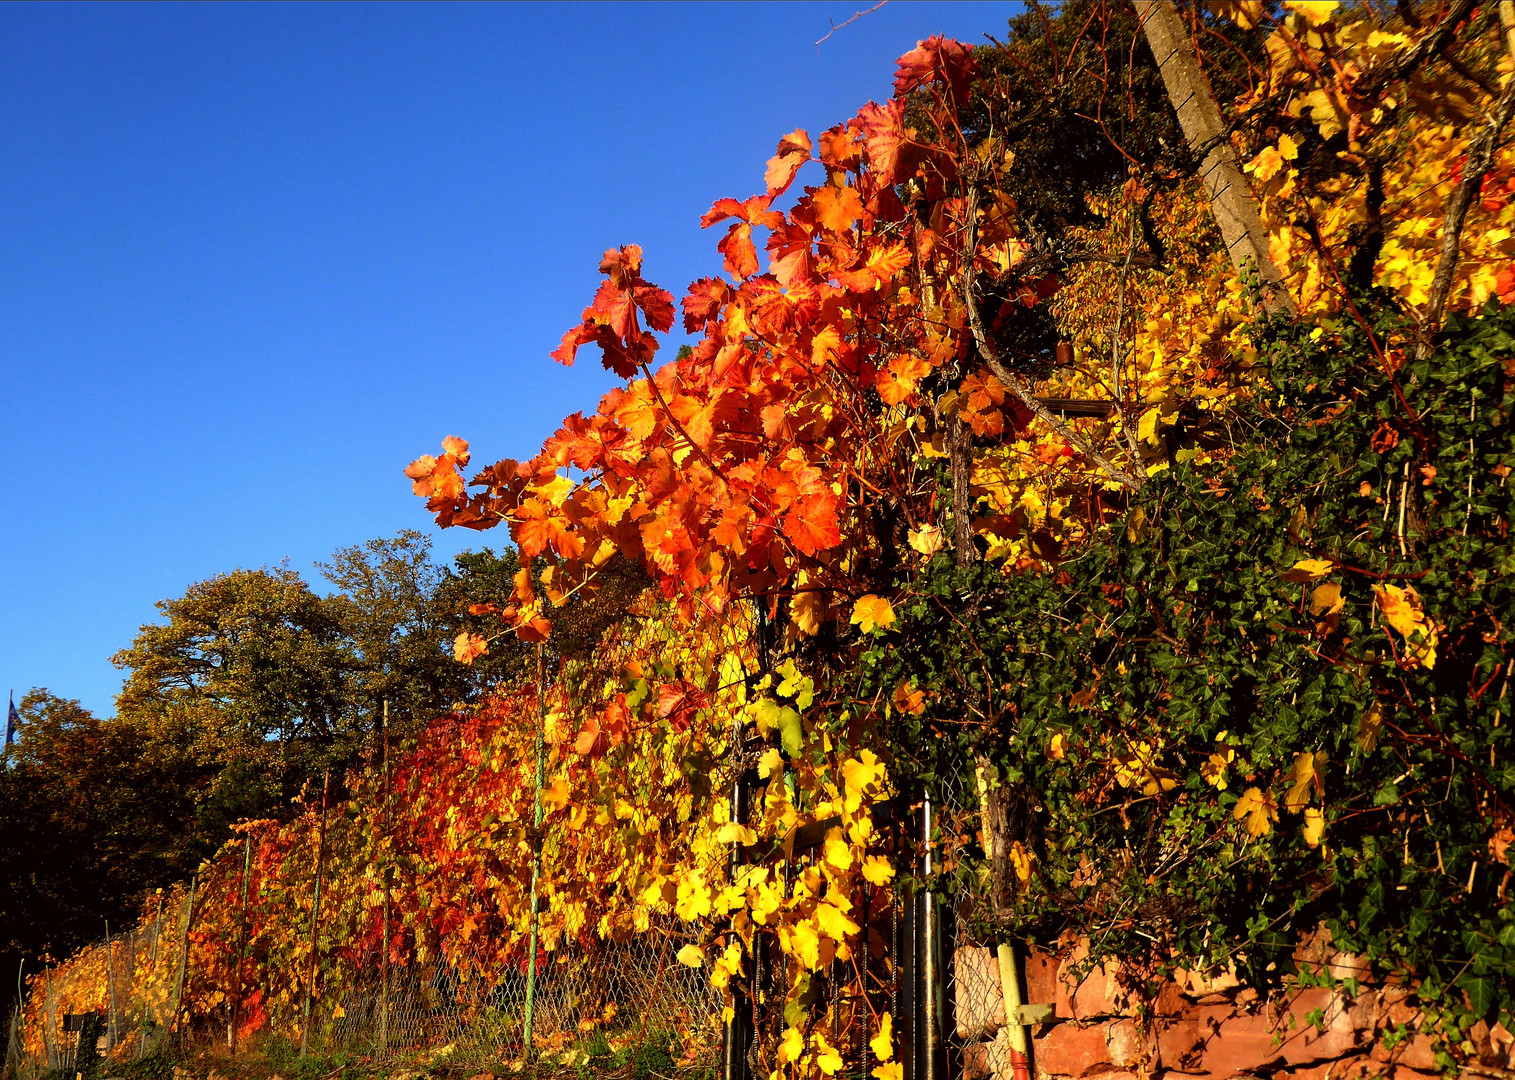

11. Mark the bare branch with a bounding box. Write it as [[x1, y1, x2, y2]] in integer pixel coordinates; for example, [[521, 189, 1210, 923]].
[[960, 186, 1147, 492], [815, 1, 888, 51], [1418, 39, 1515, 359], [1355, 0, 1477, 99]]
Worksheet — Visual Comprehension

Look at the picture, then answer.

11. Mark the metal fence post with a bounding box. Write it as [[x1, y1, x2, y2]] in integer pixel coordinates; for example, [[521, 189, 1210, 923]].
[[523, 644, 547, 1060], [917, 792, 944, 1080], [380, 698, 391, 1056], [300, 770, 332, 1058], [721, 752, 752, 1080], [231, 833, 252, 1054]]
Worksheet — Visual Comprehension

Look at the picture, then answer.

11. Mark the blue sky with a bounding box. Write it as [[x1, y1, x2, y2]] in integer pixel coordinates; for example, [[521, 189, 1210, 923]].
[[0, 2, 1005, 717]]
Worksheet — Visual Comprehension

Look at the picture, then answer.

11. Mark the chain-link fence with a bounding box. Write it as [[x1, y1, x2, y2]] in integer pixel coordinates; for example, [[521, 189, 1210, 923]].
[[6, 765, 1029, 1080], [6, 910, 721, 1080]]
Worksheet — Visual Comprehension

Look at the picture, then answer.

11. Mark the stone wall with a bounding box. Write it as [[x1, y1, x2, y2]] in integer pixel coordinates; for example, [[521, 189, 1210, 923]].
[[954, 937, 1513, 1080]]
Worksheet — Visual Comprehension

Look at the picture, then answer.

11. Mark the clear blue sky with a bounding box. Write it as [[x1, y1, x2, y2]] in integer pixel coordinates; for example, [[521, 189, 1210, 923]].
[[1, 2, 1007, 717]]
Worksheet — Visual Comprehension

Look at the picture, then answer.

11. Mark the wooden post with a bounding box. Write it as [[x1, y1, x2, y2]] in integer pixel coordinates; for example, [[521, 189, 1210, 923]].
[[299, 770, 332, 1058], [43, 966, 54, 1070], [105, 922, 118, 1050], [169, 878, 198, 1038]]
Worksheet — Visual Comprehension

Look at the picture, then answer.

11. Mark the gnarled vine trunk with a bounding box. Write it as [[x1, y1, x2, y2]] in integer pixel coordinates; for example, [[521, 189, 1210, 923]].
[[1133, 0, 1296, 317]]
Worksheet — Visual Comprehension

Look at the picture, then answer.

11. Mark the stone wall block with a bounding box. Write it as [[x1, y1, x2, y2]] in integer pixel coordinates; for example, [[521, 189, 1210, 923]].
[[1155, 1018, 1204, 1072], [1033, 1021, 1112, 1078]]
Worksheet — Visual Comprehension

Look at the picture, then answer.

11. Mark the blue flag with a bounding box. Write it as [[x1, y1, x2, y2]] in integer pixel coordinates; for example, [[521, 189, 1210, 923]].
[[5, 693, 17, 748]]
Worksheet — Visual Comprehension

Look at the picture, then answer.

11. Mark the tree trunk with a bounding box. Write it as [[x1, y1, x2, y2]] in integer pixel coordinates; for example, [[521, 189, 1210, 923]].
[[1133, 0, 1296, 317]]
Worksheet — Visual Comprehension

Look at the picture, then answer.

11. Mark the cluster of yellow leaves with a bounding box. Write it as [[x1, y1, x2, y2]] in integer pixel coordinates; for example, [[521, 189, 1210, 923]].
[[1234, 751, 1327, 848], [1236, 4, 1515, 321]]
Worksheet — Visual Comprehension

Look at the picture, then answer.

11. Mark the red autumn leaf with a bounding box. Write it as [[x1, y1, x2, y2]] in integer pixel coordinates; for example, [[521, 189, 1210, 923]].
[[857, 99, 907, 186], [892, 36, 976, 105], [783, 489, 842, 556], [718, 223, 760, 280], [831, 242, 912, 292], [765, 128, 812, 196], [404, 454, 438, 495], [682, 277, 733, 333], [598, 243, 644, 285], [572, 712, 602, 756], [551, 321, 599, 367], [818, 121, 861, 170], [656, 680, 708, 732], [441, 435, 471, 466], [633, 284, 676, 333], [699, 194, 782, 230], [453, 631, 488, 665]]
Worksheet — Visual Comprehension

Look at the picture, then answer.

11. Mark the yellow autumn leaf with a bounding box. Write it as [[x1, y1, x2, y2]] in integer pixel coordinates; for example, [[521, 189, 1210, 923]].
[[1358, 701, 1383, 752], [873, 1064, 904, 1080], [331, 1003, 346, 1020], [1047, 731, 1067, 760], [870, 1013, 894, 1061], [1283, 557, 1335, 582], [716, 823, 757, 846], [861, 854, 894, 886], [791, 569, 823, 636], [1309, 581, 1344, 616], [822, 828, 855, 871], [1277, 133, 1299, 160], [842, 750, 885, 807], [1302, 807, 1326, 847], [675, 874, 713, 921], [778, 1026, 805, 1065], [1009, 840, 1034, 887], [813, 1032, 844, 1076], [532, 472, 575, 506], [1202, 744, 1235, 790], [1281, 751, 1321, 813], [757, 747, 783, 779], [676, 943, 705, 967], [1137, 406, 1162, 446], [908, 523, 944, 557], [1284, 0, 1338, 25], [1233, 786, 1278, 837], [540, 775, 571, 812], [851, 594, 896, 634], [1374, 583, 1439, 669], [815, 901, 861, 942], [785, 917, 822, 969]]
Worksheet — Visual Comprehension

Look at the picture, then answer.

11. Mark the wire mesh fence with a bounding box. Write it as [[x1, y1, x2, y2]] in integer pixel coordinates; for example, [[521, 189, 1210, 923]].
[[6, 763, 1026, 1080], [7, 912, 722, 1080]]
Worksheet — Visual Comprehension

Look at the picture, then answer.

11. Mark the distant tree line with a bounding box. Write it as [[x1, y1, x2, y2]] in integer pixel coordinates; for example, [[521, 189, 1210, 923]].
[[0, 531, 620, 1018]]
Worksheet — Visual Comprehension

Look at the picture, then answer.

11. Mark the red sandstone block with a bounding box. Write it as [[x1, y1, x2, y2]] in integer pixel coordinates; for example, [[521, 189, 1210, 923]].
[[1034, 1021, 1112, 1078], [1198, 1010, 1285, 1074], [1156, 1018, 1204, 1072]]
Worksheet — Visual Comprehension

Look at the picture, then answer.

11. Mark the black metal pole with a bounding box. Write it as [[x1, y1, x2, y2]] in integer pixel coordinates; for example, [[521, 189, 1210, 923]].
[[721, 759, 752, 1080]]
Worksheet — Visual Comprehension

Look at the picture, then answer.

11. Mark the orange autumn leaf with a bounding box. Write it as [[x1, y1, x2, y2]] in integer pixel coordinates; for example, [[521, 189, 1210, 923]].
[[452, 631, 488, 665], [765, 128, 812, 197]]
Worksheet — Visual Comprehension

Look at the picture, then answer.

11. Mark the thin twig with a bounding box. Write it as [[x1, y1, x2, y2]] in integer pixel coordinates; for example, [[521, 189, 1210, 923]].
[[815, 0, 887, 51]]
